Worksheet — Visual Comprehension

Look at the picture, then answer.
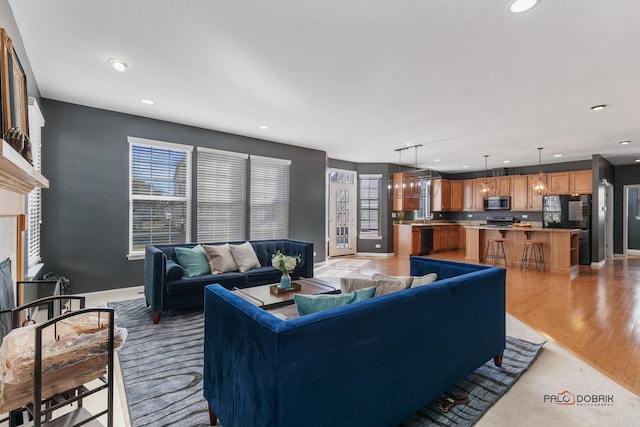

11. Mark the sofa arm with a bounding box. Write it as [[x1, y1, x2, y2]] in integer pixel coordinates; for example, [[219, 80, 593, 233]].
[[286, 240, 314, 279], [144, 246, 167, 316]]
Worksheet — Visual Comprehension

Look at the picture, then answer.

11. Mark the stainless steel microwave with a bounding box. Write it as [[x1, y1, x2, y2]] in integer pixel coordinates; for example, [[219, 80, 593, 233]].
[[484, 196, 510, 210]]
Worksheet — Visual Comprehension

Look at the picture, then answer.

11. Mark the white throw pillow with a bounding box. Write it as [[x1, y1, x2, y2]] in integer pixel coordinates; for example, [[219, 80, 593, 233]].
[[372, 273, 414, 289], [340, 277, 406, 297], [202, 243, 238, 274], [229, 242, 262, 272], [411, 273, 439, 287]]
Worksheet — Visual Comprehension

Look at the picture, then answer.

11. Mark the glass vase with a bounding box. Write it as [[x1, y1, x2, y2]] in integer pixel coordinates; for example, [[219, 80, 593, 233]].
[[279, 272, 291, 289]]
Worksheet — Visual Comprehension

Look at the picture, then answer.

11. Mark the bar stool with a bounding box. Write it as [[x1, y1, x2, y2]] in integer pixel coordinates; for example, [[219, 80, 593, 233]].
[[520, 241, 546, 271], [484, 239, 507, 267]]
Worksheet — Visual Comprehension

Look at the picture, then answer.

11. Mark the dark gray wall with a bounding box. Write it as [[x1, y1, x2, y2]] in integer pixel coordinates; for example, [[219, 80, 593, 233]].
[[41, 100, 327, 293], [614, 164, 640, 253]]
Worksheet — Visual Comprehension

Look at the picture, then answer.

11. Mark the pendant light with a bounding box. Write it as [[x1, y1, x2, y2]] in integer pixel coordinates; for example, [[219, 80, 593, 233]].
[[531, 147, 548, 195], [479, 155, 494, 196]]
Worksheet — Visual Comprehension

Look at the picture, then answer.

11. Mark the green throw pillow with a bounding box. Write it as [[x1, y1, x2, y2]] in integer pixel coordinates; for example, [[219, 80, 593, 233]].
[[174, 245, 210, 277], [294, 287, 376, 316]]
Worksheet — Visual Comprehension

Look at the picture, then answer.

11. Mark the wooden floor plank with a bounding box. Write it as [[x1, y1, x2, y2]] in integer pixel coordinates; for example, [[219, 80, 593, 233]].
[[329, 250, 640, 396]]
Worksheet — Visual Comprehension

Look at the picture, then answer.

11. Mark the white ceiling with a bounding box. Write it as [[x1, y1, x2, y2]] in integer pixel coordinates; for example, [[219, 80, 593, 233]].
[[8, 0, 640, 173]]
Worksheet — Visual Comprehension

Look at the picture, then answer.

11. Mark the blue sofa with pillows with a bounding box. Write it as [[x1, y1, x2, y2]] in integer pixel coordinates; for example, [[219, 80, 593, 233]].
[[144, 239, 313, 323], [202, 256, 506, 427]]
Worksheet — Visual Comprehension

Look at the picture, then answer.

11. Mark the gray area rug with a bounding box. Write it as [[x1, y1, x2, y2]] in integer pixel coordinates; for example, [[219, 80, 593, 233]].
[[110, 299, 544, 427]]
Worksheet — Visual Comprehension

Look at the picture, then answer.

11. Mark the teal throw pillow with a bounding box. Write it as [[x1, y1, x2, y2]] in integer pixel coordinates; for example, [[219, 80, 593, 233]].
[[174, 245, 210, 277], [294, 287, 376, 316]]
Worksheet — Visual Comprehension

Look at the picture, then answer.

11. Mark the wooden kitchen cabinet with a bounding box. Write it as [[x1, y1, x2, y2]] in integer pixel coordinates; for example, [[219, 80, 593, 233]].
[[447, 226, 458, 249], [472, 178, 495, 211], [433, 225, 458, 252], [431, 179, 451, 211], [570, 170, 592, 194], [392, 173, 420, 211], [495, 177, 511, 196], [547, 172, 571, 195], [457, 225, 466, 249], [510, 175, 528, 211], [411, 227, 421, 254], [527, 174, 545, 211], [432, 226, 445, 252], [462, 179, 474, 211], [450, 180, 463, 211]]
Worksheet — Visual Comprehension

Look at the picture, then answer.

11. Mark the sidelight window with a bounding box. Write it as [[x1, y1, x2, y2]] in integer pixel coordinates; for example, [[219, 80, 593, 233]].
[[359, 174, 382, 239]]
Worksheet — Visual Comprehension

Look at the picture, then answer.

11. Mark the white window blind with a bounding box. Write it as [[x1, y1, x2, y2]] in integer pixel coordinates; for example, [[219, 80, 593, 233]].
[[250, 155, 291, 240], [359, 174, 382, 239], [197, 147, 247, 242], [128, 137, 192, 258], [27, 98, 44, 266]]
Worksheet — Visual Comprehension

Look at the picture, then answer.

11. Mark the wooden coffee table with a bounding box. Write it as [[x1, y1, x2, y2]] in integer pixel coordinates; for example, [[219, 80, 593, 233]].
[[232, 277, 339, 311]]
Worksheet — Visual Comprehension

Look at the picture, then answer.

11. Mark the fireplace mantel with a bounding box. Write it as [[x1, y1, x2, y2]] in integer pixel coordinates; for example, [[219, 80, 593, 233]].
[[0, 139, 49, 194]]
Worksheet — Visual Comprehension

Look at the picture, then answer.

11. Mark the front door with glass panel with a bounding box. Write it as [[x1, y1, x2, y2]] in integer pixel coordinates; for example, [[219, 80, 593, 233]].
[[329, 169, 357, 256]]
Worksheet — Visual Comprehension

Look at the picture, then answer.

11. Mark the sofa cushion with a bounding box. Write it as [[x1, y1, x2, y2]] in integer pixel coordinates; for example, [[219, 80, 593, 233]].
[[166, 272, 246, 295], [229, 242, 262, 272], [341, 277, 406, 297], [244, 266, 281, 286], [411, 273, 439, 287], [174, 245, 210, 277], [166, 260, 184, 281], [372, 273, 414, 289], [294, 286, 376, 316], [203, 243, 238, 274]]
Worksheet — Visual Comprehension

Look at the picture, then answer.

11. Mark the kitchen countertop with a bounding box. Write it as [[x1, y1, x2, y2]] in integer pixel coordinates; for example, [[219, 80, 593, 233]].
[[464, 225, 580, 232], [394, 220, 484, 227]]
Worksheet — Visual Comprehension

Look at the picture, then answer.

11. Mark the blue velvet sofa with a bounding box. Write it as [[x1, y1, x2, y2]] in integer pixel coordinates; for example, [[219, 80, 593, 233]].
[[144, 239, 313, 324], [202, 257, 506, 427]]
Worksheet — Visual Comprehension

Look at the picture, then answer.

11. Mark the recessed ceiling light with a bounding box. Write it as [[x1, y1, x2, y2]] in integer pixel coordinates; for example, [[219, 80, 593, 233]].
[[140, 99, 154, 105], [635, 159, 640, 163], [258, 125, 269, 130], [434, 159, 441, 162], [508, 0, 540, 13], [462, 165, 469, 169], [108, 58, 128, 72], [503, 160, 510, 164], [590, 104, 607, 111], [553, 154, 563, 157], [619, 140, 630, 145]]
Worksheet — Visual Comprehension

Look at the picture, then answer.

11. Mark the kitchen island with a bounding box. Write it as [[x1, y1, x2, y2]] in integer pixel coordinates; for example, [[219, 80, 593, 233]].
[[464, 225, 580, 277]]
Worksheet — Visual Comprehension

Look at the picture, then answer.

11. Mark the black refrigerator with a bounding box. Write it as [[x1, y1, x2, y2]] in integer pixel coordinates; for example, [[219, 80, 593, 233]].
[[542, 194, 592, 265]]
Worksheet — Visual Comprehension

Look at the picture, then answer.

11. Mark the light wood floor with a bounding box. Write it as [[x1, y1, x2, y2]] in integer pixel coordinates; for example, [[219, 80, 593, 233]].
[[326, 250, 640, 396]]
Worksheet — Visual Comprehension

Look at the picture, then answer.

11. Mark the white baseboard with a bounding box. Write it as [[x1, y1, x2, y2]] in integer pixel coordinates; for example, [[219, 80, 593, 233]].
[[590, 259, 607, 269], [355, 252, 394, 257], [628, 249, 640, 256]]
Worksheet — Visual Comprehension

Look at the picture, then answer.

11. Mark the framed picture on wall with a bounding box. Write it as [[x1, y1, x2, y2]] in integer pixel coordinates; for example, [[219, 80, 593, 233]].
[[1, 28, 29, 138]]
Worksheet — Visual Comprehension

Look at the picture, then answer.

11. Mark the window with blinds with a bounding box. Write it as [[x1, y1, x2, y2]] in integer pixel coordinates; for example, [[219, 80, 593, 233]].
[[249, 155, 291, 240], [128, 137, 192, 258], [359, 174, 382, 239], [27, 98, 44, 266], [196, 148, 247, 242]]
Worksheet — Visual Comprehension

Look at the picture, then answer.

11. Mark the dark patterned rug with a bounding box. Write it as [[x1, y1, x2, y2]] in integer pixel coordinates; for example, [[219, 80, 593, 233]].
[[109, 299, 544, 427]]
